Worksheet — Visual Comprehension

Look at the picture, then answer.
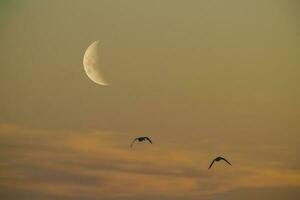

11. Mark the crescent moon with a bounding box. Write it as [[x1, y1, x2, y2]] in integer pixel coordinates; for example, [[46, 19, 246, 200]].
[[83, 40, 109, 86]]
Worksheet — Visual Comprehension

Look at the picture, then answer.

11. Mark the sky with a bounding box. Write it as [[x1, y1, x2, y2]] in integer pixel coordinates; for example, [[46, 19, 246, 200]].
[[0, 0, 300, 199]]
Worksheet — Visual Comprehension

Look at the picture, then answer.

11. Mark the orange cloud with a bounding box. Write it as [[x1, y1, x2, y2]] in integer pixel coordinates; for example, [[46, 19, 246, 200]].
[[0, 124, 299, 199]]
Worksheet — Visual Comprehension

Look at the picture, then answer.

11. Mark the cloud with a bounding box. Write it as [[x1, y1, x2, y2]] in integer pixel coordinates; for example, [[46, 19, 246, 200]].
[[0, 124, 299, 200]]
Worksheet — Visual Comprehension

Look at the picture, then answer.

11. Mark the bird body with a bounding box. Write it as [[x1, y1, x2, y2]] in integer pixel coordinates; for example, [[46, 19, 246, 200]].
[[208, 156, 231, 169], [131, 136, 152, 147]]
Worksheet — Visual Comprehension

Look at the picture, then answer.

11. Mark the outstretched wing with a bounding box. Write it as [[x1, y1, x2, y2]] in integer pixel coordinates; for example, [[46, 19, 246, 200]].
[[208, 159, 216, 169], [221, 157, 232, 166], [130, 138, 138, 148], [145, 137, 153, 144]]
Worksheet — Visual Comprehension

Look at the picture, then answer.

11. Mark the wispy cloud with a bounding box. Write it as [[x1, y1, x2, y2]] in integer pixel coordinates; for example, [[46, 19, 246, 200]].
[[0, 124, 299, 199]]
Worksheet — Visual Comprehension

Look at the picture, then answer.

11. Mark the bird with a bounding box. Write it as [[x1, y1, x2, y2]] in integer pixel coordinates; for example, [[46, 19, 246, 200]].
[[208, 156, 232, 169], [130, 136, 153, 147]]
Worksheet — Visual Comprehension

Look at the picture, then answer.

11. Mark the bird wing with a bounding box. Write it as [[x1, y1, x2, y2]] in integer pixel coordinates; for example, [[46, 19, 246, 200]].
[[145, 137, 153, 144], [130, 138, 138, 148], [208, 159, 216, 169], [221, 157, 232, 166]]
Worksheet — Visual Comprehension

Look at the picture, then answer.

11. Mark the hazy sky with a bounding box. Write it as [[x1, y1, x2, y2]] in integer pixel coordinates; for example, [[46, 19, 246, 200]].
[[0, 0, 299, 199]]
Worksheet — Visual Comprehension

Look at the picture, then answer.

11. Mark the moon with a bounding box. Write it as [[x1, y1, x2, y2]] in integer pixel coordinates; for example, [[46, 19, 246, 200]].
[[83, 40, 108, 86]]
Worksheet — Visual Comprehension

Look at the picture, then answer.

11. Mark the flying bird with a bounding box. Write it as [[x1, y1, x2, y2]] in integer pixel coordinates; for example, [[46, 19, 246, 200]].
[[131, 136, 153, 147], [208, 156, 232, 169]]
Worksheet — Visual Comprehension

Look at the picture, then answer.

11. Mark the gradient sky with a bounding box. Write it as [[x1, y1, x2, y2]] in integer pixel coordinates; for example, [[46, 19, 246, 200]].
[[0, 0, 300, 199]]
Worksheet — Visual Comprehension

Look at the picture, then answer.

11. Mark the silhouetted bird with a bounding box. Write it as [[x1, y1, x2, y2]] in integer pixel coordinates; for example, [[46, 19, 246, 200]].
[[131, 137, 152, 147], [208, 156, 232, 169]]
